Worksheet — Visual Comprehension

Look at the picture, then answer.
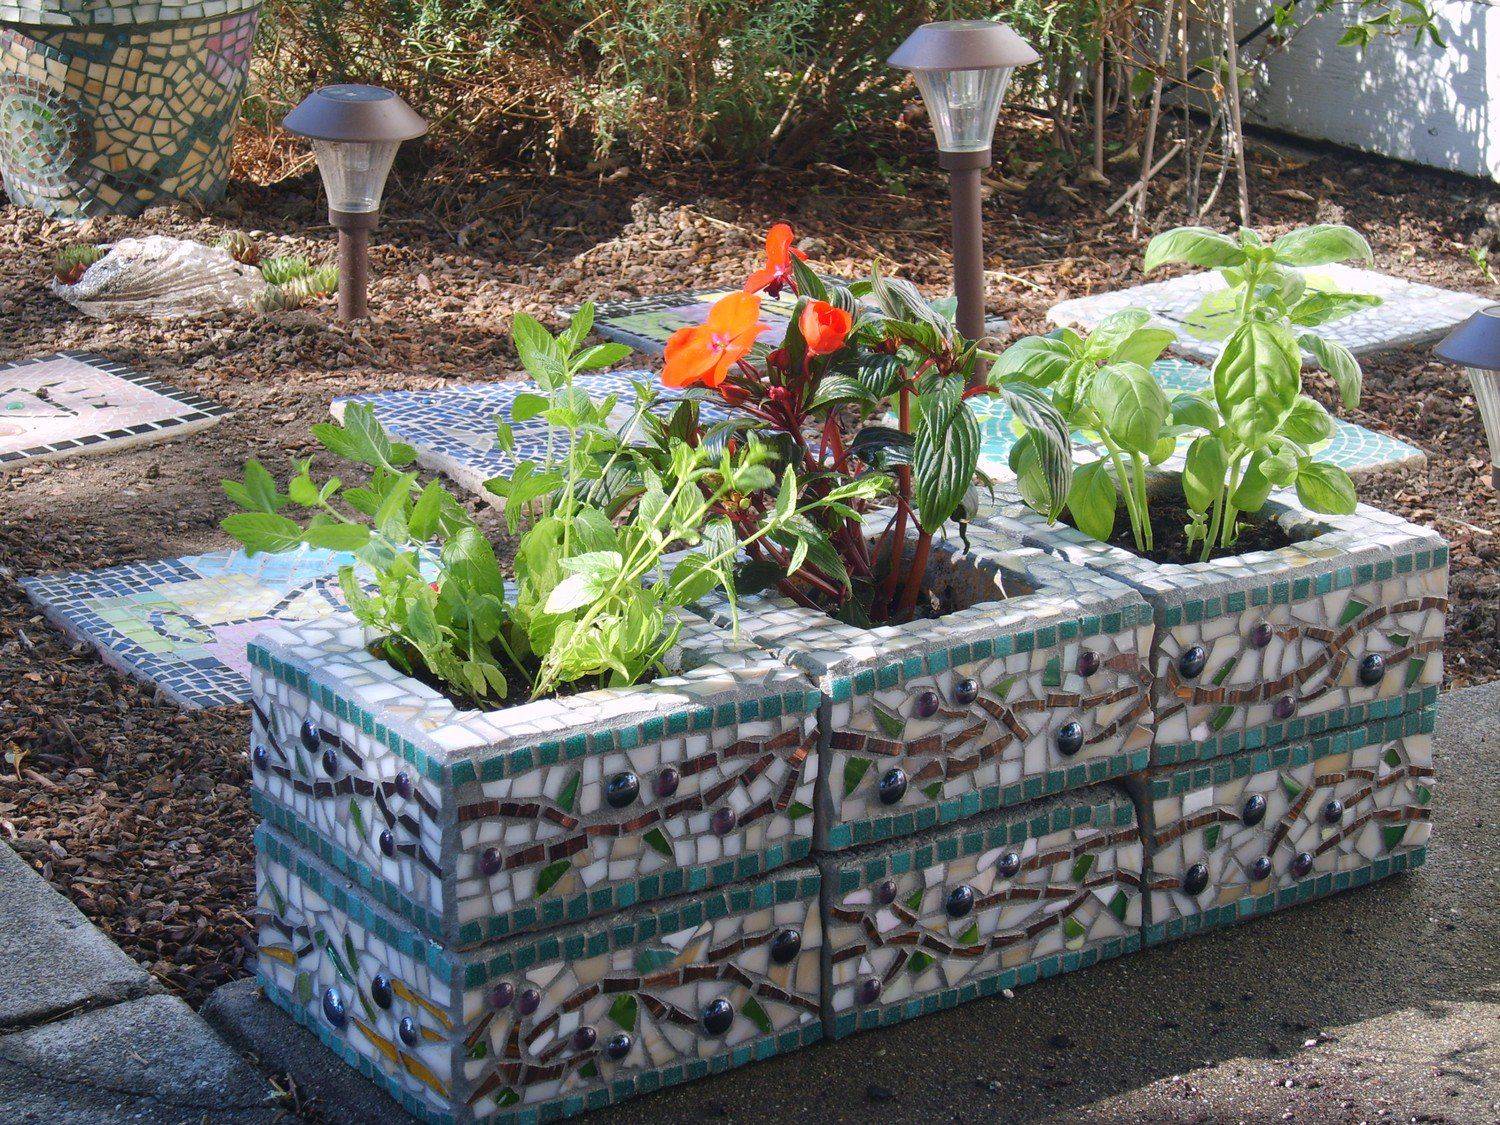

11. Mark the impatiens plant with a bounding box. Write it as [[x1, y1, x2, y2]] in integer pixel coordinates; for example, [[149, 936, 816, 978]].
[[640, 223, 1072, 625], [999, 222, 1379, 563]]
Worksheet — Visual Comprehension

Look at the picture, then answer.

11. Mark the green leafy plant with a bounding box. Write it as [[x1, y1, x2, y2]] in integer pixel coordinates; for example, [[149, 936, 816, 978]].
[[1146, 223, 1373, 559], [53, 244, 105, 285], [220, 303, 849, 706], [991, 310, 1180, 551], [259, 255, 315, 286]]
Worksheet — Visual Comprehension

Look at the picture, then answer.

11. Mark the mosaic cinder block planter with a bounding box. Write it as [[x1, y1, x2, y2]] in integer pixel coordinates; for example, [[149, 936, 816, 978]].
[[1130, 706, 1433, 945], [256, 823, 823, 1124], [983, 488, 1447, 766], [0, 1, 259, 217], [821, 784, 1142, 1038], [693, 535, 1155, 851], [248, 613, 820, 948]]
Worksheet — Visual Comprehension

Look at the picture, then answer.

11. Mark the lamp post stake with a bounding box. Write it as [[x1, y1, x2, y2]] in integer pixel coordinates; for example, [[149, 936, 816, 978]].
[[332, 210, 378, 321], [943, 150, 990, 343]]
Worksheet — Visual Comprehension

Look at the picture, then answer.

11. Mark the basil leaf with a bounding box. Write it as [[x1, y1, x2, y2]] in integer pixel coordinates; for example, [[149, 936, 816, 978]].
[[1212, 323, 1301, 450], [1295, 461, 1357, 514], [1269, 224, 1373, 267], [1144, 227, 1248, 272], [1067, 461, 1118, 542], [1090, 362, 1169, 454]]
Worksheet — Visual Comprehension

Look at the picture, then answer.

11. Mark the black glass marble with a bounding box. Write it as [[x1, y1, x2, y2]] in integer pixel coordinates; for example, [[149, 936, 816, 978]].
[[1358, 653, 1386, 686], [1076, 650, 1100, 677], [702, 998, 734, 1036], [1290, 851, 1315, 879], [1241, 793, 1268, 826], [945, 884, 975, 917], [877, 768, 908, 805], [1055, 721, 1084, 757], [770, 929, 802, 964], [997, 851, 1022, 878], [371, 973, 393, 1009], [321, 987, 346, 1029], [606, 771, 640, 809], [1182, 862, 1210, 896], [299, 720, 320, 753], [654, 766, 680, 798], [1177, 645, 1208, 680], [955, 677, 979, 705], [398, 1016, 419, 1047], [914, 690, 940, 719], [605, 1033, 632, 1061]]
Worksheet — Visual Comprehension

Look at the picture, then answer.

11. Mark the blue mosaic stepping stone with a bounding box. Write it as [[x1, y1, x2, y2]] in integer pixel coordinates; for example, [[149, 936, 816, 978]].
[[1048, 264, 1490, 363], [332, 371, 732, 497], [20, 547, 356, 709], [973, 358, 1424, 482], [585, 287, 1011, 356], [0, 352, 227, 468]]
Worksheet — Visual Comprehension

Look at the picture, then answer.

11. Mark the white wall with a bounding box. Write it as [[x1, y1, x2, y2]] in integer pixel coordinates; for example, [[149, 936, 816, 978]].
[[1240, 0, 1499, 180]]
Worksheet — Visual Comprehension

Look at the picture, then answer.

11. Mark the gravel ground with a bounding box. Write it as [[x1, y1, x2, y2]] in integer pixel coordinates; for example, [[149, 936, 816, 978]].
[[0, 118, 1495, 1025]]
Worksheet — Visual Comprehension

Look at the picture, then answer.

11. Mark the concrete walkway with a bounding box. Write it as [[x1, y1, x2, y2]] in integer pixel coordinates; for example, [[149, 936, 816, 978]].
[[4, 683, 1492, 1122], [0, 841, 284, 1122]]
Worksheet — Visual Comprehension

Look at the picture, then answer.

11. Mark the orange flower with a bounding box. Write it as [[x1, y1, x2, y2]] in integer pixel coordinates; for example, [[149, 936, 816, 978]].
[[743, 223, 807, 297], [799, 300, 852, 356], [661, 292, 767, 389]]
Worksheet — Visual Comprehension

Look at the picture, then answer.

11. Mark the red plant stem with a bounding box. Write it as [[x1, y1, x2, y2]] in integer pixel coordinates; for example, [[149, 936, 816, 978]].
[[894, 528, 933, 621]]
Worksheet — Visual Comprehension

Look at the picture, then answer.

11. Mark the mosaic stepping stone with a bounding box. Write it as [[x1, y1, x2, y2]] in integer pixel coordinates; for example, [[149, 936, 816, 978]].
[[1047, 264, 1491, 363], [972, 357, 1425, 482], [983, 492, 1448, 767], [0, 352, 227, 468], [693, 529, 1155, 851], [585, 287, 1010, 356], [332, 371, 732, 498], [20, 546, 355, 708], [823, 785, 1141, 1038], [255, 822, 824, 1123], [1130, 706, 1433, 945]]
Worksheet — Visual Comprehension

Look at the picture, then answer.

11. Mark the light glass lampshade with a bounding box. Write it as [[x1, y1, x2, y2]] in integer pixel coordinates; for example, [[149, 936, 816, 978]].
[[1464, 366, 1500, 475], [911, 65, 1014, 153], [311, 139, 400, 213]]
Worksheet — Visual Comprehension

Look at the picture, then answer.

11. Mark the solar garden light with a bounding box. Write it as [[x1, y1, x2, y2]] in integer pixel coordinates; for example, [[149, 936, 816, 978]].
[[283, 85, 427, 321], [1434, 304, 1500, 489], [890, 19, 1038, 370]]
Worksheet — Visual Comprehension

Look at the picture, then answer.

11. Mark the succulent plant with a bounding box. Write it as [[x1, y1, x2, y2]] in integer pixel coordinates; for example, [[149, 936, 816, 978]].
[[53, 244, 105, 285], [259, 255, 314, 286], [259, 263, 339, 312], [216, 230, 261, 266]]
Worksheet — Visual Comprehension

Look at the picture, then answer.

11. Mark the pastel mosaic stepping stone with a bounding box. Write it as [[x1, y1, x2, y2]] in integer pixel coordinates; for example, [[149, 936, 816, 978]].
[[983, 491, 1448, 767], [20, 546, 354, 708], [248, 612, 820, 947], [822, 784, 1141, 1038], [972, 358, 1425, 483], [585, 287, 1010, 356], [332, 371, 732, 498], [0, 352, 226, 468], [692, 530, 1155, 852], [1131, 706, 1433, 945], [1047, 264, 1490, 363], [255, 822, 824, 1123]]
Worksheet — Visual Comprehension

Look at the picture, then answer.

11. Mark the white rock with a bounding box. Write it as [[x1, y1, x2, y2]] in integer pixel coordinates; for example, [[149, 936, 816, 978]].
[[53, 235, 269, 318]]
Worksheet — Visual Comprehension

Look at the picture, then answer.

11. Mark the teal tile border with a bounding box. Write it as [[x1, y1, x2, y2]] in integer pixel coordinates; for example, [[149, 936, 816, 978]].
[[259, 971, 826, 1123], [254, 790, 812, 948], [1147, 704, 1437, 798], [1152, 684, 1439, 766], [828, 933, 1142, 1039], [1142, 846, 1427, 946]]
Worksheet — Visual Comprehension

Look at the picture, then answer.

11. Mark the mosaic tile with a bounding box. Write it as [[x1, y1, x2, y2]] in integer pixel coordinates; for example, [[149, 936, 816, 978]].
[[256, 822, 823, 1123], [1047, 263, 1491, 362], [982, 487, 1448, 764], [1131, 707, 1433, 944], [972, 357, 1424, 482], [21, 545, 354, 709], [0, 10, 257, 217], [249, 612, 820, 947], [692, 529, 1156, 851], [823, 785, 1141, 1038], [332, 372, 733, 499], [0, 352, 226, 467], [584, 287, 1009, 357]]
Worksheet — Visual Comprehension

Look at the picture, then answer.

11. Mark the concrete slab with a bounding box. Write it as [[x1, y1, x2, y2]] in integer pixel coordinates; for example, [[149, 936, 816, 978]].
[[0, 993, 283, 1124], [0, 840, 157, 1031], [203, 978, 416, 1124]]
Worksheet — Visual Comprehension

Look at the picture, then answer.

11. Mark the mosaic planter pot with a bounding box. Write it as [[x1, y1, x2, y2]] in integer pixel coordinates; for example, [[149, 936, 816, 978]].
[[1131, 706, 1433, 945], [693, 533, 1155, 851], [822, 784, 1142, 1038], [0, 1, 260, 218], [248, 613, 820, 948], [983, 488, 1447, 766], [256, 823, 823, 1123]]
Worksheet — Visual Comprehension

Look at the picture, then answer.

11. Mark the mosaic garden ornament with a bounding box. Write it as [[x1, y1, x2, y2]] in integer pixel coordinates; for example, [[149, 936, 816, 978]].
[[248, 612, 820, 947], [0, 0, 260, 217], [692, 529, 1156, 851], [1129, 706, 1433, 944], [256, 823, 824, 1122], [981, 482, 1448, 766]]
